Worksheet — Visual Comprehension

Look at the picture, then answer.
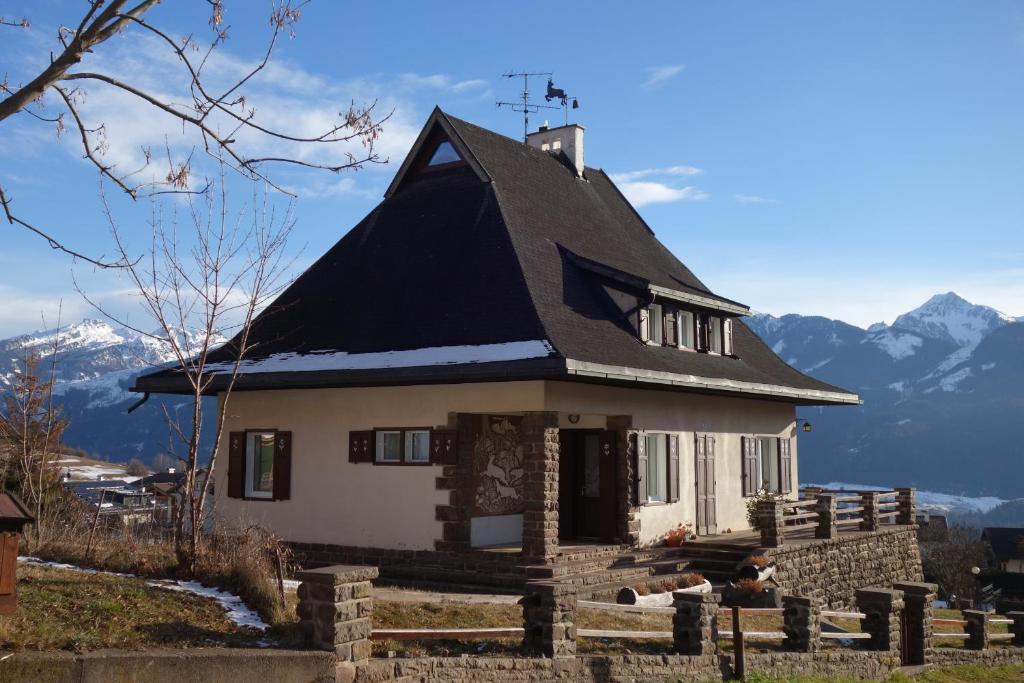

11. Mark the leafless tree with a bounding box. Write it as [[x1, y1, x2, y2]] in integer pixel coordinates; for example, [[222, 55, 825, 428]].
[[79, 164, 294, 572], [1, 1, 386, 268], [921, 525, 987, 601]]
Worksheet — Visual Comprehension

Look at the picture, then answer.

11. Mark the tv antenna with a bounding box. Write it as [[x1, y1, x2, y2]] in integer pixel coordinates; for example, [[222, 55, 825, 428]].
[[497, 72, 580, 141]]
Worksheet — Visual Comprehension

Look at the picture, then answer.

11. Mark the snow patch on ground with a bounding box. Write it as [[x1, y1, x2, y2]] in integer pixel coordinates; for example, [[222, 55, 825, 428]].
[[939, 367, 972, 392], [810, 482, 1005, 514], [982, 362, 996, 371], [204, 340, 556, 375], [19, 557, 269, 631], [897, 418, 912, 425], [866, 331, 922, 360]]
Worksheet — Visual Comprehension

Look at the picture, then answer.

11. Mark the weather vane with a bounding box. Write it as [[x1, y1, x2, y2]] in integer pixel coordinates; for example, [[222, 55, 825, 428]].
[[497, 72, 580, 142]]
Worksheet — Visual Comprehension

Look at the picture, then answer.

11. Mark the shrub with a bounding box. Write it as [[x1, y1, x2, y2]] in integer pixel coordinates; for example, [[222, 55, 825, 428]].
[[633, 582, 651, 596], [746, 490, 785, 530], [677, 573, 705, 589], [734, 578, 764, 595], [660, 580, 678, 592], [748, 555, 770, 569], [662, 523, 692, 547]]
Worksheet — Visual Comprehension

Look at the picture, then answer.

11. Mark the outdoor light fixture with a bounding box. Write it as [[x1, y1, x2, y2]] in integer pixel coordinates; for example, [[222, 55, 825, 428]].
[[797, 420, 812, 433], [971, 566, 981, 576]]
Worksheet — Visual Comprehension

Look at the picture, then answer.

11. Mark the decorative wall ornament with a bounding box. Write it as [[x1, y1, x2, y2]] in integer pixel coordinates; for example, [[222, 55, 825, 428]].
[[472, 415, 525, 517]]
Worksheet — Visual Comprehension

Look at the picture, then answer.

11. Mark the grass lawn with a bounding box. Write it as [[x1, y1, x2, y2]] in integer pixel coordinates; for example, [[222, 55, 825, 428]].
[[741, 664, 1024, 682], [0, 565, 268, 651]]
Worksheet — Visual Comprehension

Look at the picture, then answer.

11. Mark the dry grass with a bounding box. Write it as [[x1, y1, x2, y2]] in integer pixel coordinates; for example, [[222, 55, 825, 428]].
[[0, 564, 265, 651]]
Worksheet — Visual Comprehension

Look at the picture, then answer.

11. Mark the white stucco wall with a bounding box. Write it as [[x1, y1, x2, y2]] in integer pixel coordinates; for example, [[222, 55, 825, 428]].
[[215, 381, 545, 550], [543, 381, 797, 544]]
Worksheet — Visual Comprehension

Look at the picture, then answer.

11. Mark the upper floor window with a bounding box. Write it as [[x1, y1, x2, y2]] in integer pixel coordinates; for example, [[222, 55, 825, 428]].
[[639, 303, 734, 357], [649, 303, 664, 345], [678, 310, 695, 349], [427, 140, 461, 166], [708, 316, 723, 354]]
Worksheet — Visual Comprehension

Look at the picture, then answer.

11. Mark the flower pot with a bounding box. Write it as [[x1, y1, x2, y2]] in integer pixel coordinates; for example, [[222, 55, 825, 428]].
[[737, 561, 776, 583], [616, 579, 711, 606]]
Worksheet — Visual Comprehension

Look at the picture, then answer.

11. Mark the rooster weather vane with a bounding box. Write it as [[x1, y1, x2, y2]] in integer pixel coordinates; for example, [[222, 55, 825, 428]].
[[497, 72, 580, 142]]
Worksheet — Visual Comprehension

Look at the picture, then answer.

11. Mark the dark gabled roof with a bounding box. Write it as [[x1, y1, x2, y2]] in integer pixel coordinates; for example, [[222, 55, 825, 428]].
[[982, 527, 1024, 561], [135, 108, 857, 405]]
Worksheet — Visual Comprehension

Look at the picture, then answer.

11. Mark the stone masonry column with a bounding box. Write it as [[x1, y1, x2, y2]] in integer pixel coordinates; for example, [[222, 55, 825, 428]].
[[1007, 612, 1024, 646], [816, 493, 838, 540], [672, 591, 721, 655], [855, 587, 904, 653], [893, 581, 937, 666], [607, 415, 638, 545], [757, 499, 785, 548], [521, 412, 560, 562], [896, 487, 916, 525], [521, 579, 576, 658], [782, 594, 820, 652], [296, 564, 377, 669], [860, 492, 881, 532], [964, 610, 990, 650]]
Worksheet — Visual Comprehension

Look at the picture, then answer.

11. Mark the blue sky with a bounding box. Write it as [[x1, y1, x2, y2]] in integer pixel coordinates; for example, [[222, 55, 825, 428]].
[[1, 1, 1022, 337]]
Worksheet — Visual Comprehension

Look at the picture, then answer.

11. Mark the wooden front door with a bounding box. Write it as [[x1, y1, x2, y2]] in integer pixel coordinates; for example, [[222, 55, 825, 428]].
[[695, 434, 718, 536], [559, 430, 618, 542]]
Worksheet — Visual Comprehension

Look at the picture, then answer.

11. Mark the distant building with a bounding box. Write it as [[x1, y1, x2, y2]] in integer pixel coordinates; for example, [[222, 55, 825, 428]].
[[916, 513, 949, 542], [62, 479, 156, 526], [981, 527, 1024, 573]]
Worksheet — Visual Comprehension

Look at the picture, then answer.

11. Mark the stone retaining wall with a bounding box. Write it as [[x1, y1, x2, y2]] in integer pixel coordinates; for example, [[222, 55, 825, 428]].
[[765, 525, 923, 608], [930, 647, 1024, 667]]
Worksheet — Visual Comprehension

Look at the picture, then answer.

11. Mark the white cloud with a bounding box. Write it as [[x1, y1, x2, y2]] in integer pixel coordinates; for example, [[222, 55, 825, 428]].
[[398, 73, 488, 93], [733, 193, 779, 205], [610, 165, 704, 184], [642, 64, 686, 88], [617, 182, 708, 207]]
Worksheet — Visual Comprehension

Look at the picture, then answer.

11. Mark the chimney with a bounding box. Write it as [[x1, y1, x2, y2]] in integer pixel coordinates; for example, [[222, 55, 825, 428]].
[[526, 122, 585, 177]]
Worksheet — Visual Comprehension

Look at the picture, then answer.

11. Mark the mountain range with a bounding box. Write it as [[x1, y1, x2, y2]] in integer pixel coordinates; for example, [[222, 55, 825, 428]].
[[0, 292, 1020, 497]]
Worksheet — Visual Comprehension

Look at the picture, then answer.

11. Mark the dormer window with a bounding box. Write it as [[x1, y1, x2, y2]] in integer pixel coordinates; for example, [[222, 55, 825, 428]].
[[639, 303, 735, 357], [678, 310, 695, 349], [648, 303, 664, 345], [427, 140, 461, 166]]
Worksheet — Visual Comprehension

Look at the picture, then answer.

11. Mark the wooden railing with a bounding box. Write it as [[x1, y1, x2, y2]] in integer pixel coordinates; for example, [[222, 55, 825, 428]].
[[760, 487, 914, 547]]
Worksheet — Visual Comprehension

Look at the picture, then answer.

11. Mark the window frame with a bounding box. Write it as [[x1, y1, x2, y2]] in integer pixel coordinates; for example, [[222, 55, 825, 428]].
[[707, 315, 723, 355], [756, 436, 780, 494], [677, 309, 696, 350], [373, 427, 435, 466], [648, 303, 664, 345], [244, 429, 277, 499], [643, 432, 670, 504]]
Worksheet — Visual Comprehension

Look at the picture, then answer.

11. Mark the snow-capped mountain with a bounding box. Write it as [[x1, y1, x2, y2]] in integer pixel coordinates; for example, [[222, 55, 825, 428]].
[[747, 293, 1023, 498]]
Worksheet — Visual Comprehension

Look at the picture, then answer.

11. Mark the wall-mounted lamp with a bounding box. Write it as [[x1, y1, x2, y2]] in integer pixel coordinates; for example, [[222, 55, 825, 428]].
[[797, 420, 812, 433]]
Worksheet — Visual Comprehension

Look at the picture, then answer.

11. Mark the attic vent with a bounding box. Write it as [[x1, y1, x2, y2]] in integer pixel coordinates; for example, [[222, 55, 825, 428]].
[[427, 140, 461, 166]]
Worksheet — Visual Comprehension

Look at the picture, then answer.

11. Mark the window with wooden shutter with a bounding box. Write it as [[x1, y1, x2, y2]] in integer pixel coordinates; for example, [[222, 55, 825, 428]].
[[723, 318, 735, 356], [667, 434, 679, 503], [678, 310, 695, 349], [638, 306, 650, 343], [779, 437, 793, 494], [429, 429, 458, 465], [741, 436, 757, 496], [273, 431, 292, 500], [227, 431, 245, 499], [348, 430, 374, 463], [695, 313, 707, 351], [633, 431, 647, 506], [664, 308, 677, 348]]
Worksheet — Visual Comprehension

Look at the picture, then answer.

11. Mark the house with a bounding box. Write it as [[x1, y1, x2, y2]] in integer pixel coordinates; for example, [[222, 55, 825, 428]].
[[133, 109, 859, 574], [982, 527, 1024, 573], [63, 479, 156, 527], [136, 470, 188, 525]]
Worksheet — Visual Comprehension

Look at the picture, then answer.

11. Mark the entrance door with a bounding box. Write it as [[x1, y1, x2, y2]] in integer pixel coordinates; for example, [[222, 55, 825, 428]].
[[695, 434, 718, 536], [558, 430, 618, 542]]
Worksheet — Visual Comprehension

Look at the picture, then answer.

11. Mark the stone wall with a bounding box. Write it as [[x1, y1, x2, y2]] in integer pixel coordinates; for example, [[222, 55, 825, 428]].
[[765, 525, 923, 608], [930, 647, 1024, 668]]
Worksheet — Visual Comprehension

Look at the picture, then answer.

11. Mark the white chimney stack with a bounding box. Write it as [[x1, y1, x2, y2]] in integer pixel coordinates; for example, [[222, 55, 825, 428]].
[[526, 123, 585, 177]]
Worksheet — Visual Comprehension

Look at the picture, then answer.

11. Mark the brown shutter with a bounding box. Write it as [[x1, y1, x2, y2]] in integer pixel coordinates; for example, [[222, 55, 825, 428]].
[[429, 429, 457, 465], [639, 306, 650, 343], [664, 309, 677, 348], [273, 431, 292, 500], [227, 431, 245, 499], [723, 318, 735, 356], [742, 436, 757, 496], [695, 314, 707, 351], [705, 435, 717, 532], [633, 431, 648, 505], [667, 434, 679, 503], [779, 437, 793, 494], [349, 430, 374, 463]]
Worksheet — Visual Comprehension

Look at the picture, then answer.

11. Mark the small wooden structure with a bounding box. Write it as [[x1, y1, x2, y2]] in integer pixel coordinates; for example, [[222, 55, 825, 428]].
[[0, 493, 34, 614]]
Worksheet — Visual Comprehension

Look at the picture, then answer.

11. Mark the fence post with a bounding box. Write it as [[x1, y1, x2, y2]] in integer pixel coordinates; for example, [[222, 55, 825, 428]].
[[893, 581, 937, 666], [963, 610, 990, 651], [521, 579, 577, 658], [860, 492, 880, 532], [895, 487, 916, 525], [672, 590, 720, 656], [757, 499, 785, 548], [855, 587, 904, 653], [782, 595, 820, 653], [815, 493, 837, 540], [1007, 612, 1024, 646], [296, 564, 377, 668]]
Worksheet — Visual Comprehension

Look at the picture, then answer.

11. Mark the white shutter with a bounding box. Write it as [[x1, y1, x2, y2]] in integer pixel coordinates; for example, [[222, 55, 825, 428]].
[[639, 307, 650, 343]]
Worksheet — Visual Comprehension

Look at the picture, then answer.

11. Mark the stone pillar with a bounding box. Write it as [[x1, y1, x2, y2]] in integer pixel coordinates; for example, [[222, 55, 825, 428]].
[[757, 499, 785, 548], [608, 416, 638, 545], [433, 412, 473, 552], [1007, 611, 1024, 646], [855, 587, 904, 653], [802, 486, 823, 499], [521, 580, 576, 658], [815, 493, 838, 540], [672, 591, 721, 655], [296, 564, 377, 666], [521, 412, 560, 562], [964, 610, 990, 650], [782, 595, 820, 652], [860, 492, 880, 532], [894, 581, 937, 666], [896, 487, 916, 525]]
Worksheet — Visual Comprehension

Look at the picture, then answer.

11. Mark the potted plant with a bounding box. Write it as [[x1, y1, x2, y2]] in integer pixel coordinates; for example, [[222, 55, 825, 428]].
[[674, 572, 712, 595], [736, 554, 776, 583], [661, 523, 695, 547], [723, 578, 780, 608], [616, 572, 711, 605]]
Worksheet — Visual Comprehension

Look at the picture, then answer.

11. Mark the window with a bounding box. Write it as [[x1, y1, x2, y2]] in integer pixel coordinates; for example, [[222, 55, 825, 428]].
[[757, 437, 779, 493], [645, 433, 668, 503], [678, 310, 695, 349], [649, 303, 664, 345], [405, 430, 430, 463], [245, 431, 275, 498], [742, 435, 791, 496], [372, 428, 434, 465], [708, 316, 723, 354], [427, 140, 460, 166], [375, 430, 402, 463]]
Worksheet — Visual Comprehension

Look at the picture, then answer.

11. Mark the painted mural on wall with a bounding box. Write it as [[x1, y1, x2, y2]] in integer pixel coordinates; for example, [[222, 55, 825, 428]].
[[472, 415, 524, 517]]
